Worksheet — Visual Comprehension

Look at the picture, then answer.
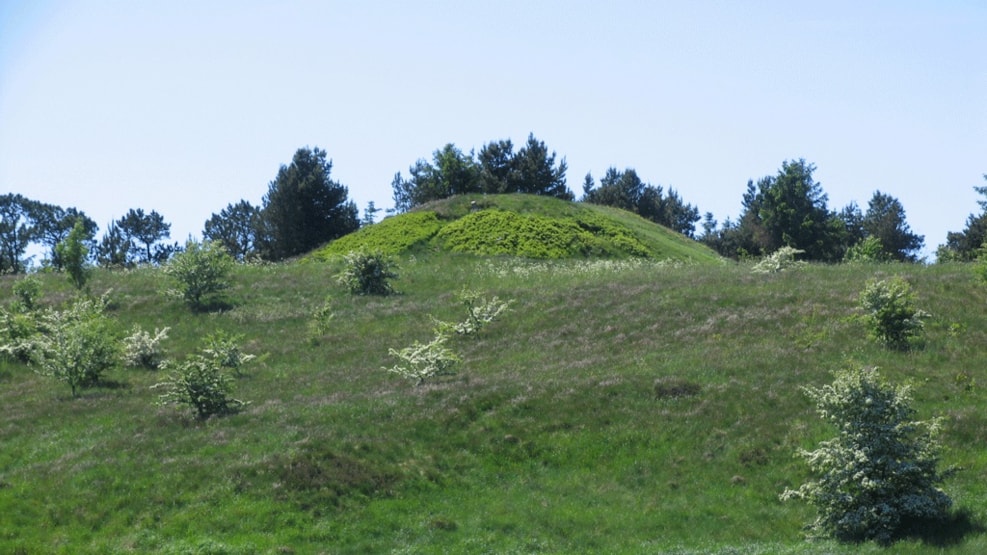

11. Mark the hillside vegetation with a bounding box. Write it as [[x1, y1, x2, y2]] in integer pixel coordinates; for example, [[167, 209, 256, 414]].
[[311, 194, 722, 263], [2, 252, 987, 552]]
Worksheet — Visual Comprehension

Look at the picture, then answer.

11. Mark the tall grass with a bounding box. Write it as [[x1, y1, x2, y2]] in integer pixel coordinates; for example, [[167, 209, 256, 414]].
[[1, 258, 986, 552]]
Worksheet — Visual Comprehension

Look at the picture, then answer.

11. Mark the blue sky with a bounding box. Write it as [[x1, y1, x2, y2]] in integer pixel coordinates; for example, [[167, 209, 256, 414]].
[[1, 1, 984, 260]]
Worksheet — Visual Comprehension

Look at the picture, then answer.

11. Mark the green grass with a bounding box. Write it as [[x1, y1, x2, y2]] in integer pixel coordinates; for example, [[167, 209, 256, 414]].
[[3, 259, 987, 553], [310, 193, 723, 263]]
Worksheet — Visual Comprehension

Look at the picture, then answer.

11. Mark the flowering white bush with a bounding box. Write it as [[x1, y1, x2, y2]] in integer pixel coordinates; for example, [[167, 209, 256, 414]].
[[384, 333, 459, 385], [121, 325, 169, 369], [781, 366, 953, 545], [752, 246, 806, 274], [202, 331, 255, 376], [434, 288, 511, 337], [33, 293, 118, 396]]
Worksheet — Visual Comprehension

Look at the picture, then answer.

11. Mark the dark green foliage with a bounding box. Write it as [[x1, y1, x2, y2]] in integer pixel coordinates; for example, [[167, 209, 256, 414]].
[[118, 208, 174, 265], [32, 204, 98, 270], [862, 191, 924, 262], [705, 161, 850, 261], [95, 221, 132, 268], [203, 200, 260, 261], [755, 159, 846, 262], [256, 147, 359, 260], [391, 134, 573, 212], [478, 133, 571, 200], [940, 175, 987, 261], [0, 193, 40, 273], [338, 251, 398, 295], [582, 168, 700, 236], [391, 144, 482, 212], [96, 209, 174, 267]]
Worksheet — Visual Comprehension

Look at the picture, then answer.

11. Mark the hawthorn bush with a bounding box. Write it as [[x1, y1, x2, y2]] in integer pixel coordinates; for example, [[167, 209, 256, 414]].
[[384, 333, 459, 385], [34, 294, 118, 396], [433, 288, 511, 337], [858, 277, 928, 350], [121, 325, 169, 369], [164, 240, 234, 310], [781, 366, 953, 545], [153, 354, 244, 419]]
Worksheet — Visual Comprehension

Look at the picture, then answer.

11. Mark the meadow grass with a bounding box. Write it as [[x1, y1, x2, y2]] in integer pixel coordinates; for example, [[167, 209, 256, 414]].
[[1, 258, 986, 553]]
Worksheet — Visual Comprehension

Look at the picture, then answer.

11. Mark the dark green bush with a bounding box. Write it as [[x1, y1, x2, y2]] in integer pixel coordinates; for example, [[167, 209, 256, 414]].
[[338, 251, 398, 295]]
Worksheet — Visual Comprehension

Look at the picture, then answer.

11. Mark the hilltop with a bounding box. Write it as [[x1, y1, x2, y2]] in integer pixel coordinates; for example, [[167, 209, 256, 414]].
[[310, 193, 721, 263]]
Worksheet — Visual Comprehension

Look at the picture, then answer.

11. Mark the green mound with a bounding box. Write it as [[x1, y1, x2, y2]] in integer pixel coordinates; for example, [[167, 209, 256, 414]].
[[312, 194, 720, 262], [314, 211, 444, 256]]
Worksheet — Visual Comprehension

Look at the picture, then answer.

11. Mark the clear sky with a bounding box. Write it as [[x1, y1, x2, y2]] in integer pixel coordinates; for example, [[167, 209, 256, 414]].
[[2, 1, 984, 260]]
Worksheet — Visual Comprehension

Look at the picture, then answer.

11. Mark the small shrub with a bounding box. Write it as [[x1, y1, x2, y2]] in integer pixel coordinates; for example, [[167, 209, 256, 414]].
[[307, 295, 335, 342], [781, 366, 953, 545], [163, 240, 235, 310], [121, 325, 169, 369], [153, 354, 245, 419], [202, 331, 255, 376], [338, 251, 398, 295], [385, 333, 459, 385], [34, 295, 118, 396], [11, 275, 43, 312], [0, 307, 42, 363], [752, 246, 806, 274], [844, 236, 888, 263], [858, 277, 928, 350], [433, 288, 511, 336], [973, 243, 987, 285]]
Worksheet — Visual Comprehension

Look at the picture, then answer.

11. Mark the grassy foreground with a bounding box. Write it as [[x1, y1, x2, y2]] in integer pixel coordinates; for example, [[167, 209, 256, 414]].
[[2, 257, 987, 553]]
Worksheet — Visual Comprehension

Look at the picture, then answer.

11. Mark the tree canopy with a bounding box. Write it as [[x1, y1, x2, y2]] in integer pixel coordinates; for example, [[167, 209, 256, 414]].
[[861, 191, 924, 262], [96, 209, 174, 267], [255, 147, 359, 261], [939, 175, 987, 261], [702, 160, 849, 261], [391, 133, 572, 212], [582, 168, 700, 236], [203, 200, 260, 261]]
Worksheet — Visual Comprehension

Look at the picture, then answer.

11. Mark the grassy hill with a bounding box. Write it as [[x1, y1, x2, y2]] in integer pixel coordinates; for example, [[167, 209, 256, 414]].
[[310, 194, 722, 263], [3, 252, 987, 552]]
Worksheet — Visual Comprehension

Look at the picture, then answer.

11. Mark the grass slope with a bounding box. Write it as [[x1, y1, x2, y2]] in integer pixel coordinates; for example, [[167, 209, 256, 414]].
[[311, 194, 722, 263], [3, 259, 987, 553]]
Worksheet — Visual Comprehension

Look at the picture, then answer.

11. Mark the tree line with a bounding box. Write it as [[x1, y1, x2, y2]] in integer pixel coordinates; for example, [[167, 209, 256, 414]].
[[2, 135, 985, 272]]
